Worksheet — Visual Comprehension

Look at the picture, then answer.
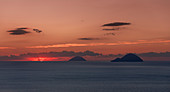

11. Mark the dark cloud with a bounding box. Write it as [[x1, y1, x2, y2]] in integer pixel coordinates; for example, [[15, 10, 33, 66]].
[[33, 29, 42, 33], [17, 28, 29, 30], [103, 28, 118, 31], [138, 52, 170, 57], [78, 38, 101, 40], [7, 29, 30, 35], [7, 28, 42, 35], [102, 22, 131, 27], [101, 22, 131, 36], [0, 50, 103, 61], [1, 51, 170, 61]]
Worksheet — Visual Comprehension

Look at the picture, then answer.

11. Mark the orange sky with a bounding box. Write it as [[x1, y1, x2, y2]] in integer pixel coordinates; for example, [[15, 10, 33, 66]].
[[0, 0, 170, 56]]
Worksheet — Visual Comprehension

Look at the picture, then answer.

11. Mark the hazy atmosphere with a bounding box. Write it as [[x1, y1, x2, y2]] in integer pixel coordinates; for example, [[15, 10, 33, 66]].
[[0, 1, 170, 92], [0, 0, 170, 61]]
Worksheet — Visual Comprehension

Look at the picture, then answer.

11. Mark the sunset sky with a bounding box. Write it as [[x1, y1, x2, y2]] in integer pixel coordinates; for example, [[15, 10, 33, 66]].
[[0, 0, 170, 56]]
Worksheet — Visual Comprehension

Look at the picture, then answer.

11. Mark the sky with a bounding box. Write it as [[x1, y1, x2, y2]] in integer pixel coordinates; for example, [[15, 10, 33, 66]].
[[0, 0, 170, 58]]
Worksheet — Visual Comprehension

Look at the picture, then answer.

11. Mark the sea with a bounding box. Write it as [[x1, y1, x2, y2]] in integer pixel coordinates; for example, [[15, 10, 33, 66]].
[[0, 61, 169, 92]]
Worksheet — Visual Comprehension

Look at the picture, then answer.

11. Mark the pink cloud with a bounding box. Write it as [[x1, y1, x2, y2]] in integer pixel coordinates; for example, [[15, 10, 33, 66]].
[[0, 47, 14, 50], [27, 39, 170, 49]]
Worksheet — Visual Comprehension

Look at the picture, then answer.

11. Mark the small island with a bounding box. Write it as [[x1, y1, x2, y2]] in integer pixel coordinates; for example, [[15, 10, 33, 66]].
[[69, 56, 87, 61], [111, 53, 143, 62]]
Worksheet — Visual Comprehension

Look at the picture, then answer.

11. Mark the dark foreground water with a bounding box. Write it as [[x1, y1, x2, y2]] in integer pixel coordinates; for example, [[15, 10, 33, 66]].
[[0, 61, 170, 92]]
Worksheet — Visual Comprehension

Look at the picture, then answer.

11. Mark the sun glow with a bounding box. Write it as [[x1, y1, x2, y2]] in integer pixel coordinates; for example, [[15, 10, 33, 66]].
[[28, 57, 58, 61]]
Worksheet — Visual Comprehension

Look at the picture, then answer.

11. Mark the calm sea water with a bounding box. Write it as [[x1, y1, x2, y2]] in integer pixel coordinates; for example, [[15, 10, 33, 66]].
[[0, 61, 169, 92]]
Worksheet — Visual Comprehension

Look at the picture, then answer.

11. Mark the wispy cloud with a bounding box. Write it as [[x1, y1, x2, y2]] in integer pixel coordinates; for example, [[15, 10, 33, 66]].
[[27, 39, 170, 49], [78, 38, 101, 40], [104, 33, 115, 36], [102, 27, 126, 31], [0, 47, 14, 50]]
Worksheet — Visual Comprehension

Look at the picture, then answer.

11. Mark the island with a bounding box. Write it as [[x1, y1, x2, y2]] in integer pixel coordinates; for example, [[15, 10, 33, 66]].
[[69, 56, 87, 61], [111, 53, 143, 62]]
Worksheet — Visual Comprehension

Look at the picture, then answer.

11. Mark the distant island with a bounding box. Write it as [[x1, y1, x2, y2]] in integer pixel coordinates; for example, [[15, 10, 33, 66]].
[[69, 56, 87, 61], [111, 53, 143, 62]]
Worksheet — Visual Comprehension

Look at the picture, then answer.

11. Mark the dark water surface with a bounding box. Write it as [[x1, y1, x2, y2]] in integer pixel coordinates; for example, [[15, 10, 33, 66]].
[[0, 61, 170, 92]]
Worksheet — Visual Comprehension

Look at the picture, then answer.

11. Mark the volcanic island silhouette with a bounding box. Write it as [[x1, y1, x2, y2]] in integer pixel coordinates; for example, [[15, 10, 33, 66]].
[[111, 53, 143, 62], [69, 56, 87, 61]]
